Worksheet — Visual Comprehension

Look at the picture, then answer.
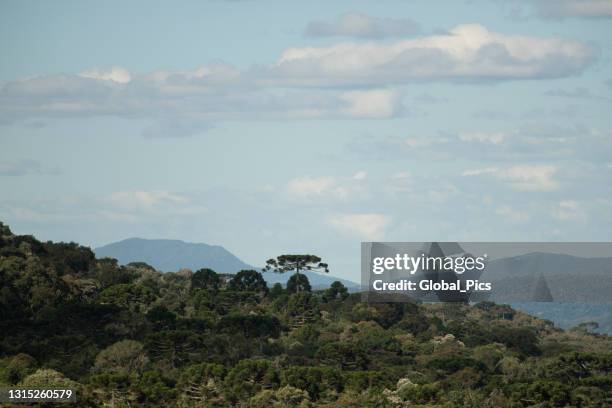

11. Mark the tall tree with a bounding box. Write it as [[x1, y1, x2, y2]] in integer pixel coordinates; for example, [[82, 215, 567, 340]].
[[263, 255, 328, 293]]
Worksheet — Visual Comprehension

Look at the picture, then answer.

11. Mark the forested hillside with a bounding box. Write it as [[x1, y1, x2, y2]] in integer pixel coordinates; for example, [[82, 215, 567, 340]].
[[1, 221, 611, 407]]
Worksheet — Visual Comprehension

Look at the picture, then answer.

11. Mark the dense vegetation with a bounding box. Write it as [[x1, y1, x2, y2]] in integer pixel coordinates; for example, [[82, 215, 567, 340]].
[[1, 222, 611, 407]]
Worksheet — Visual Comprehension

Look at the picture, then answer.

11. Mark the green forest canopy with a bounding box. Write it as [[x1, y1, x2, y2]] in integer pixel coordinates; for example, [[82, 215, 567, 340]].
[[0, 221, 611, 407]]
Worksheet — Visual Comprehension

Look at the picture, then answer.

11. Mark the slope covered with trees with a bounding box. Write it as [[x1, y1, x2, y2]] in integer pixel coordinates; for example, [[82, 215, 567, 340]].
[[1, 221, 611, 407]]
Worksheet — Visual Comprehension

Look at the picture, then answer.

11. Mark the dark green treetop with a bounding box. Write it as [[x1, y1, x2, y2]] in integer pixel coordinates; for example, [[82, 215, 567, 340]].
[[263, 255, 328, 275], [228, 270, 268, 293], [287, 273, 312, 294], [191, 268, 220, 292]]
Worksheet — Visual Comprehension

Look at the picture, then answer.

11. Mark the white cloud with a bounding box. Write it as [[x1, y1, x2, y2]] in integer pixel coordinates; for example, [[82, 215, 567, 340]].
[[79, 66, 132, 84], [273, 24, 595, 86], [552, 200, 586, 221], [329, 213, 390, 240], [340, 89, 401, 118], [285, 172, 372, 201], [459, 131, 505, 145], [105, 191, 190, 212], [461, 167, 499, 177], [0, 24, 596, 125], [0, 66, 403, 123], [499, 165, 558, 191], [305, 12, 420, 38], [463, 165, 558, 191], [286, 176, 351, 200], [287, 176, 336, 196], [353, 170, 367, 180], [391, 171, 410, 180], [1, 190, 206, 226]]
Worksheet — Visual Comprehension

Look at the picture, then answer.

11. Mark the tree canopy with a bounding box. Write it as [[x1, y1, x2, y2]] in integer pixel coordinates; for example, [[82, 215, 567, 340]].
[[264, 255, 329, 275], [191, 268, 220, 292], [228, 270, 268, 293], [286, 273, 312, 294], [1, 223, 611, 407]]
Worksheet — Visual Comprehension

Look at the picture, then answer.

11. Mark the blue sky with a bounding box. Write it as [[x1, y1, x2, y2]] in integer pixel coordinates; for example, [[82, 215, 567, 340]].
[[1, 0, 612, 280]]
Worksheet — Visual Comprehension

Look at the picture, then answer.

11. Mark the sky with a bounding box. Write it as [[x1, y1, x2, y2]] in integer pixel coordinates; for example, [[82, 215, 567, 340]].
[[1, 0, 612, 281]]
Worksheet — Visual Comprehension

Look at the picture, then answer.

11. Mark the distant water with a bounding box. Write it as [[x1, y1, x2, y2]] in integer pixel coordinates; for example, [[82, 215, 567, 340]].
[[510, 302, 612, 335]]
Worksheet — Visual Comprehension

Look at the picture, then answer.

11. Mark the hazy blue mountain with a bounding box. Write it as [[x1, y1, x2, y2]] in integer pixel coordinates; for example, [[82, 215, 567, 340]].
[[510, 302, 612, 335], [481, 252, 612, 304], [95, 237, 359, 290], [95, 238, 252, 273]]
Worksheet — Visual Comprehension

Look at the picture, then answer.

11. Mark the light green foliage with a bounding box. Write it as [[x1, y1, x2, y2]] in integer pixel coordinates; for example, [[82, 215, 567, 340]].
[[19, 368, 78, 389], [0, 354, 37, 385], [472, 343, 506, 372], [93, 340, 148, 376], [250, 385, 312, 408]]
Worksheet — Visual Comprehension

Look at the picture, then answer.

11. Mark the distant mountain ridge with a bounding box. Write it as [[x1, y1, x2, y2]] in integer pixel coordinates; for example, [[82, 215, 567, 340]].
[[482, 252, 612, 304], [95, 238, 252, 273], [94, 237, 359, 290]]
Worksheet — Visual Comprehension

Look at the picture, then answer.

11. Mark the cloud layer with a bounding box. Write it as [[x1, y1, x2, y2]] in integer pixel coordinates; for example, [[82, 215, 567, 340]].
[[272, 24, 595, 86], [462, 165, 559, 192], [329, 213, 391, 240], [0, 24, 596, 127]]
